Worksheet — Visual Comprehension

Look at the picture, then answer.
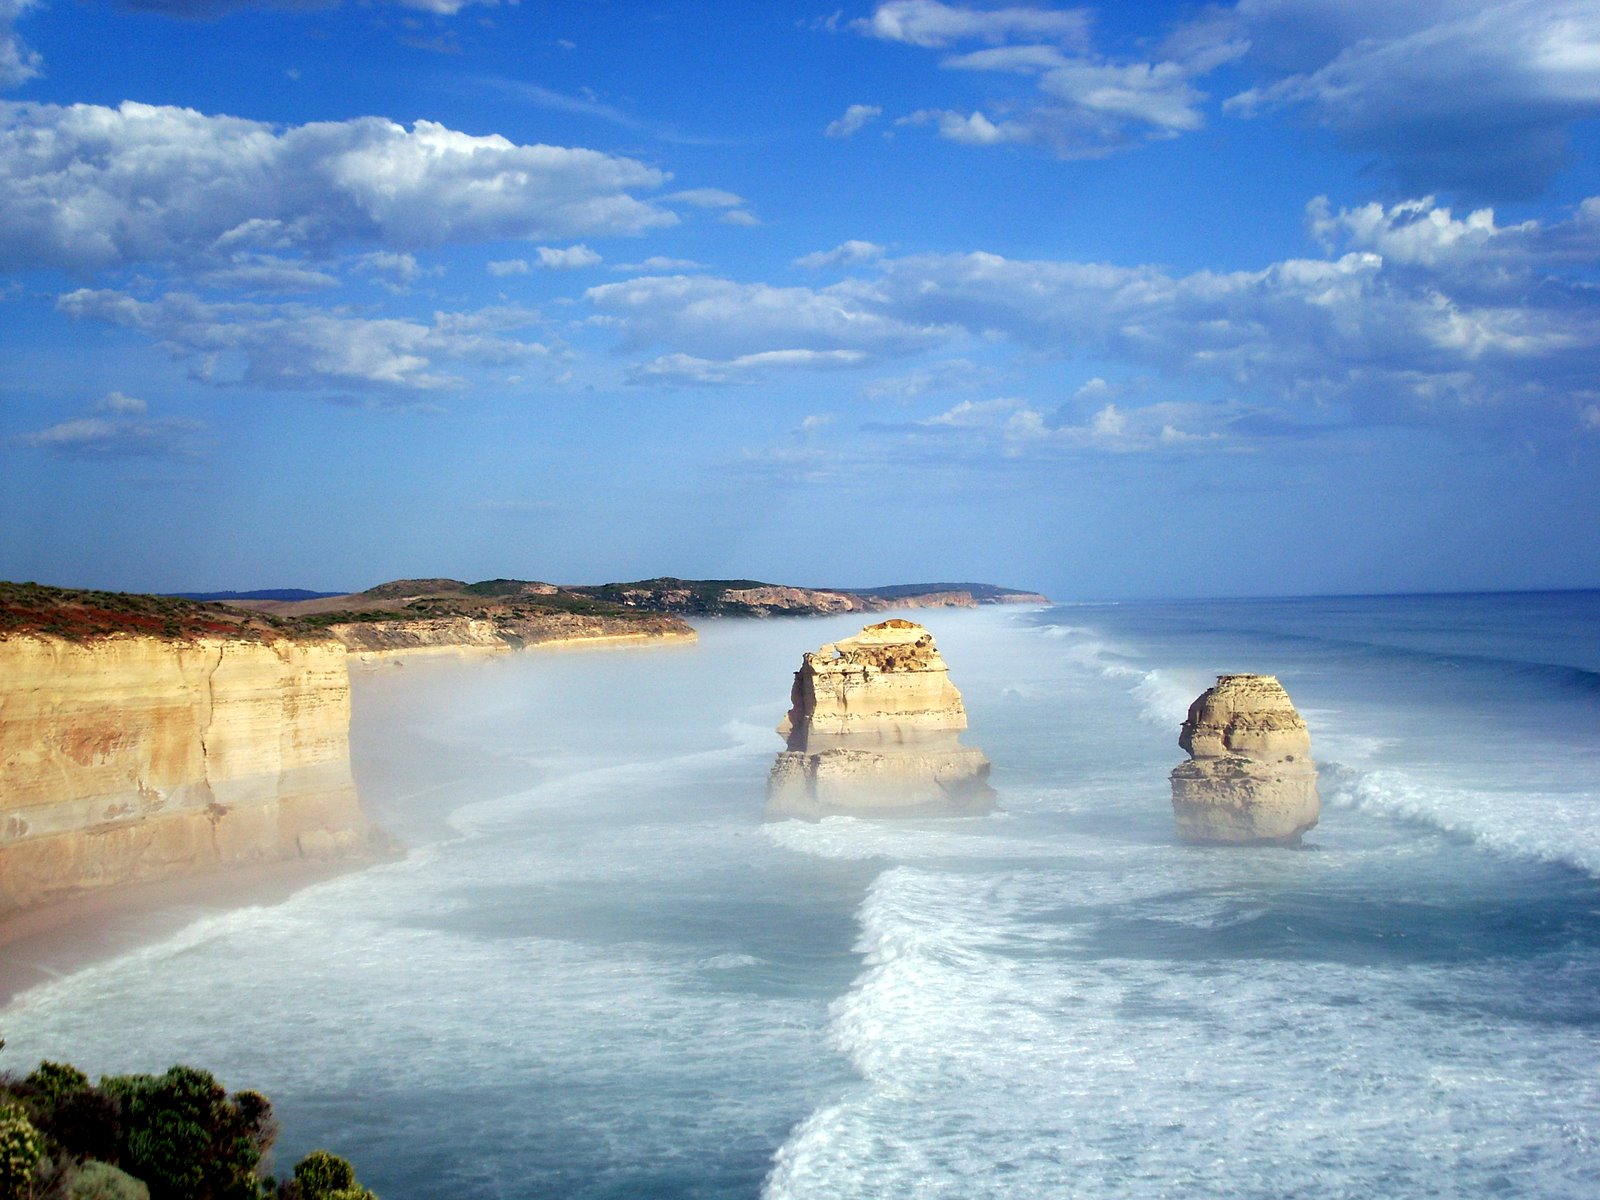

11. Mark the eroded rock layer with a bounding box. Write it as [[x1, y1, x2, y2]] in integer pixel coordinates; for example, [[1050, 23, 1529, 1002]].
[[767, 620, 995, 819], [0, 634, 375, 914], [1170, 674, 1319, 844]]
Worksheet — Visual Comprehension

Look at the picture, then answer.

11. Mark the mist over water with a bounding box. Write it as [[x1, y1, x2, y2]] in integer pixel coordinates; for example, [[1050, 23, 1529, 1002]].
[[5, 596, 1600, 1198]]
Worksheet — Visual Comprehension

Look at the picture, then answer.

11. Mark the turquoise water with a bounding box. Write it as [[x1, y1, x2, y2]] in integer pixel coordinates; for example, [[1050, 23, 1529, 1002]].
[[4, 593, 1599, 1197]]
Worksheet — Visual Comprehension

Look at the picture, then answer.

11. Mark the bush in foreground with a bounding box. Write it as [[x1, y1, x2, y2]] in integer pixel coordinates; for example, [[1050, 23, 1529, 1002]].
[[0, 1051, 373, 1200]]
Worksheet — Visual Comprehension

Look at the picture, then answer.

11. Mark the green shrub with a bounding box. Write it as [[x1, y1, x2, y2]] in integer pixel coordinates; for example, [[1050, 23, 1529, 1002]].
[[0, 1102, 45, 1200], [61, 1160, 150, 1200]]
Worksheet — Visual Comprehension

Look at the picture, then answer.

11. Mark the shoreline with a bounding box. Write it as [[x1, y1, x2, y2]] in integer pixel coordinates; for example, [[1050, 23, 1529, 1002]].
[[0, 852, 384, 1010], [0, 628, 697, 1012]]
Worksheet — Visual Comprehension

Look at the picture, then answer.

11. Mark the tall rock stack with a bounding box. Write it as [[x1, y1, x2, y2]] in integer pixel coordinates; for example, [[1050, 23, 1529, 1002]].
[[766, 619, 995, 820], [1170, 674, 1320, 844]]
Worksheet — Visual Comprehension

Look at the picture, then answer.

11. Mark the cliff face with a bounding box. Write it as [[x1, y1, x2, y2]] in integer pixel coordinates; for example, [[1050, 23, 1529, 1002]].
[[0, 633, 373, 914], [767, 620, 994, 820], [1169, 674, 1320, 844], [327, 611, 694, 659]]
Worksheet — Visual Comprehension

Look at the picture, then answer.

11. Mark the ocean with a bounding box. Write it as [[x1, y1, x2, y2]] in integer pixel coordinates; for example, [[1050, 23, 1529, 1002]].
[[4, 592, 1599, 1198]]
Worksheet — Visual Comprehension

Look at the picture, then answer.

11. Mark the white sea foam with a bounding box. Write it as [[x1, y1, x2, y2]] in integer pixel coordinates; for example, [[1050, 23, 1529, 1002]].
[[1329, 766, 1600, 880]]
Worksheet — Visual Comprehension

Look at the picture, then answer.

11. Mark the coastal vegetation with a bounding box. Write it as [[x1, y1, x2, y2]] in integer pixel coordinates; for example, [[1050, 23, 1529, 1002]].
[[0, 1049, 373, 1200]]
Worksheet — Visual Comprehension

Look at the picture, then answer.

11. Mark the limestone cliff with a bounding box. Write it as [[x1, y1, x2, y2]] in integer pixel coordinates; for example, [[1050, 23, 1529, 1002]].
[[0, 632, 375, 915], [326, 611, 695, 660], [1169, 674, 1319, 844], [767, 620, 994, 820]]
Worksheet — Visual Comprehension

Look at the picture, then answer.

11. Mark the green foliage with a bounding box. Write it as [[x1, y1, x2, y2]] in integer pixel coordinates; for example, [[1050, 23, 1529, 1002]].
[[61, 1160, 150, 1200], [0, 1054, 376, 1200], [288, 1152, 374, 1200], [23, 1062, 89, 1106], [101, 1068, 276, 1200], [288, 1153, 350, 1198], [0, 1102, 45, 1200]]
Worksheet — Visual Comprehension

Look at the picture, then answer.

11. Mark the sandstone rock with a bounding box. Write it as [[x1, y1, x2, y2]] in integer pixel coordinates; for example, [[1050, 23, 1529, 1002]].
[[0, 633, 378, 915], [1170, 674, 1319, 844], [766, 620, 995, 819]]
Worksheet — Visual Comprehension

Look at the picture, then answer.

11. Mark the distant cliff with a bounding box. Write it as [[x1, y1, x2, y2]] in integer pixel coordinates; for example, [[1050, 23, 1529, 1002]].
[[564, 577, 1049, 617], [232, 578, 696, 659], [0, 586, 376, 915]]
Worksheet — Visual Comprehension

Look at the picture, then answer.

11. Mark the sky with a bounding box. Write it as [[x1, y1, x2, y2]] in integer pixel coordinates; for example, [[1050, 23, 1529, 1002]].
[[1, 0, 1598, 600]]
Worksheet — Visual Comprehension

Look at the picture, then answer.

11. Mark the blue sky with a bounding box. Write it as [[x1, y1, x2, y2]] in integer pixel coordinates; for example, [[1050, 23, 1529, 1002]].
[[2, 0, 1597, 599]]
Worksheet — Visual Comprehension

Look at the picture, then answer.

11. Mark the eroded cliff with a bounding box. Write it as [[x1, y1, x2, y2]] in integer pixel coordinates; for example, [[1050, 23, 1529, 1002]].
[[1169, 674, 1320, 844], [0, 632, 375, 915], [766, 620, 995, 820]]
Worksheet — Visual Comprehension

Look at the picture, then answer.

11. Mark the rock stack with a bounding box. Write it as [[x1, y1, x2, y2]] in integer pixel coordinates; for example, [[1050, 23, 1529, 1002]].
[[1170, 674, 1319, 844], [766, 619, 995, 820]]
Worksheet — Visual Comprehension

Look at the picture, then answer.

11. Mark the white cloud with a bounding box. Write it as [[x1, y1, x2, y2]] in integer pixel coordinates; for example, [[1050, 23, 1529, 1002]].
[[584, 274, 956, 359], [59, 289, 560, 392], [533, 244, 602, 269], [627, 348, 868, 386], [116, 0, 505, 14], [874, 8, 1208, 158], [487, 259, 531, 276], [0, 0, 41, 90], [853, 1, 1090, 50], [595, 200, 1599, 433], [353, 251, 438, 292], [195, 255, 342, 293], [17, 393, 207, 460], [901, 108, 1033, 146], [665, 188, 745, 209], [611, 256, 708, 272], [0, 101, 677, 273], [97, 391, 147, 414], [825, 104, 883, 138], [1220, 0, 1600, 198], [719, 210, 761, 227], [793, 240, 886, 269]]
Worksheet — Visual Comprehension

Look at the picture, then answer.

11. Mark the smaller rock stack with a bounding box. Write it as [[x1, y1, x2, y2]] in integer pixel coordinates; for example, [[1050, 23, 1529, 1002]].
[[766, 619, 995, 820], [1170, 674, 1319, 844]]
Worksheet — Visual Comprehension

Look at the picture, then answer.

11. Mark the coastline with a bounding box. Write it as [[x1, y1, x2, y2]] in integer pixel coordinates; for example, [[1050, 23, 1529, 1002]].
[[0, 852, 381, 1009], [0, 628, 698, 1012]]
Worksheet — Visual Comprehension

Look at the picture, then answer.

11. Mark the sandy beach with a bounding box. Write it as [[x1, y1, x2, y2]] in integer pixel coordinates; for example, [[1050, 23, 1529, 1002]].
[[0, 855, 378, 1009]]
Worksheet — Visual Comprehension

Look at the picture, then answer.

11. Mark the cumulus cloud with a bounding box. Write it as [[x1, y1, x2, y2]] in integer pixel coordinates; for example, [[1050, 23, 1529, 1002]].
[[1220, 0, 1600, 198], [853, 1, 1090, 49], [0, 101, 676, 273], [856, 2, 1209, 157], [0, 0, 41, 89], [854, 1, 1600, 192], [825, 104, 883, 138], [533, 244, 602, 269], [793, 240, 885, 269], [16, 392, 208, 460], [59, 289, 560, 392], [587, 197, 1600, 434], [583, 274, 956, 359]]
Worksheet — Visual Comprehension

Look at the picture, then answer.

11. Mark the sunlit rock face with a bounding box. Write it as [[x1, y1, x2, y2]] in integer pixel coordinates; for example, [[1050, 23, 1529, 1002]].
[[766, 619, 995, 819], [1170, 674, 1320, 844], [0, 634, 375, 914]]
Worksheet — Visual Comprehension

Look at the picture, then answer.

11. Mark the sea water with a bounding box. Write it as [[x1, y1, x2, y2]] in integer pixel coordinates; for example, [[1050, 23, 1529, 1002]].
[[4, 593, 1599, 1198]]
